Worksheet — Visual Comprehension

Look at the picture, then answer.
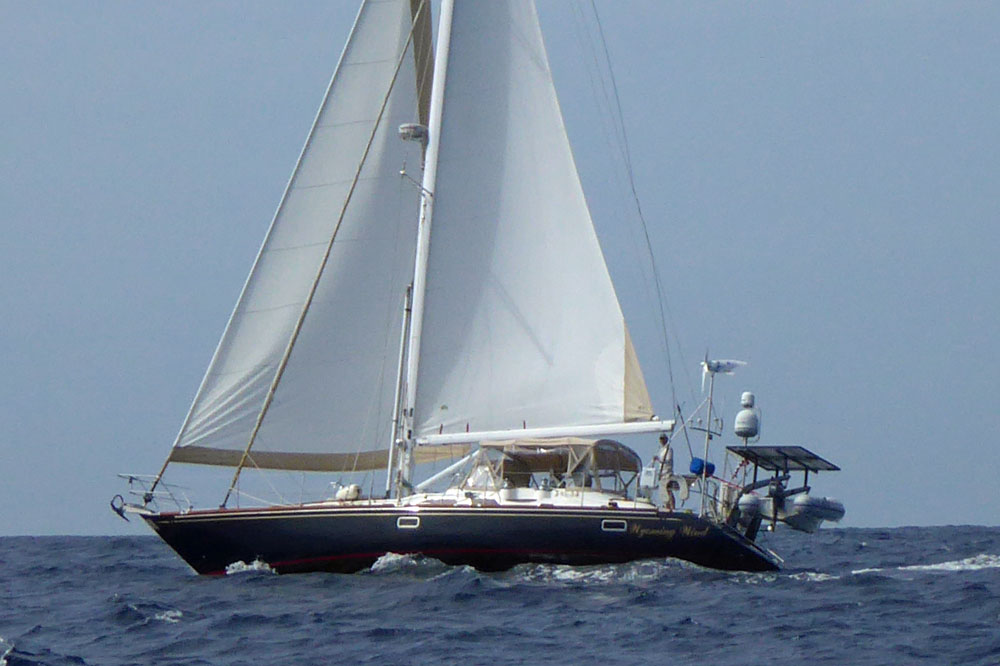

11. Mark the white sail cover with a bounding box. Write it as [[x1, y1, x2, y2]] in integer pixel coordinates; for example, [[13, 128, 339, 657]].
[[412, 0, 653, 438], [169, 0, 428, 471]]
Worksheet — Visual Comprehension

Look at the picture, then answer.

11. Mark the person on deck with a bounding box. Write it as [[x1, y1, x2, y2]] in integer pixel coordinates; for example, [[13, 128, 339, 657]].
[[655, 434, 675, 510]]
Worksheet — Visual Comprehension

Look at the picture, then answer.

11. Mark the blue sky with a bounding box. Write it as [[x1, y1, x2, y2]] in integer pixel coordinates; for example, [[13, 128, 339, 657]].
[[2, 1, 998, 535]]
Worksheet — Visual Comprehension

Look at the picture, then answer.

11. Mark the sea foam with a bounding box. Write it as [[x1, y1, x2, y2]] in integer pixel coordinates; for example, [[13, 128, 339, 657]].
[[224, 558, 275, 575], [851, 553, 1000, 575], [369, 552, 421, 573], [899, 553, 1000, 572]]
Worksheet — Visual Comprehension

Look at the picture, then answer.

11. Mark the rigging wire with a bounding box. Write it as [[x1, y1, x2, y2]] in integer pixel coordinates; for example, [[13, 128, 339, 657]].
[[567, 5, 659, 312], [586, 0, 681, 414], [567, 5, 660, 355]]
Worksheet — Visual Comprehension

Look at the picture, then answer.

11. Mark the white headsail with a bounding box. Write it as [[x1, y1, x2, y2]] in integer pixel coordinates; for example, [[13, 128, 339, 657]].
[[169, 0, 430, 471]]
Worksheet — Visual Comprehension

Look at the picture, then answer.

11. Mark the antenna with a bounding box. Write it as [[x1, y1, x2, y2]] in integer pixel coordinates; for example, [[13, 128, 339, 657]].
[[696, 355, 747, 516], [398, 162, 433, 196]]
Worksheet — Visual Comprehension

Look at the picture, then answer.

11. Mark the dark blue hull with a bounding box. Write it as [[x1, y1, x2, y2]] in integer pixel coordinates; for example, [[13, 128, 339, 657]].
[[144, 504, 779, 575]]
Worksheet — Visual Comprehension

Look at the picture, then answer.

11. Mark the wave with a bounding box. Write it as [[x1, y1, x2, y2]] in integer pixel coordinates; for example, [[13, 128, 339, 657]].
[[365, 553, 697, 585], [224, 558, 275, 575], [366, 552, 459, 578], [367, 556, 799, 586], [369, 552, 420, 573], [514, 562, 633, 585], [851, 553, 1000, 575], [151, 609, 183, 624], [501, 556, 771, 587], [123, 603, 183, 626], [0, 637, 11, 666], [899, 553, 1000, 572], [507, 558, 684, 586], [788, 571, 840, 582], [108, 594, 186, 630]]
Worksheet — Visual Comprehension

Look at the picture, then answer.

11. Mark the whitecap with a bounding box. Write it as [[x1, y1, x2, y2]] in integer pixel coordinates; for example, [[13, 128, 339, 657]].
[[430, 564, 478, 581], [511, 559, 682, 585], [789, 571, 840, 582], [153, 609, 183, 623], [899, 553, 1000, 572], [369, 552, 420, 573], [122, 601, 185, 626], [726, 571, 780, 585], [367, 552, 456, 577], [850, 554, 1000, 576], [225, 558, 275, 575], [512, 562, 627, 585], [545, 565, 620, 584]]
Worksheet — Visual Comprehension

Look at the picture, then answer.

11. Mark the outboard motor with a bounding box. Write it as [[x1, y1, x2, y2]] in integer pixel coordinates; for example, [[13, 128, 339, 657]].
[[737, 494, 762, 524]]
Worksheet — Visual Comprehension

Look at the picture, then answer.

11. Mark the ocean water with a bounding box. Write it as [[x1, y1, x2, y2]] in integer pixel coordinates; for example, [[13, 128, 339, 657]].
[[2, 526, 999, 665]]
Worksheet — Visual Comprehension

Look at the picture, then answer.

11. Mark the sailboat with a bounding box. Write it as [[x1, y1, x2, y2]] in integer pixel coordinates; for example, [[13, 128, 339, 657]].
[[113, 0, 838, 575]]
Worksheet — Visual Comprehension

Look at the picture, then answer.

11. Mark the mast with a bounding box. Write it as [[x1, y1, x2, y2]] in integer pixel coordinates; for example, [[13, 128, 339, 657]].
[[385, 0, 431, 499], [398, 0, 454, 495], [700, 370, 716, 517]]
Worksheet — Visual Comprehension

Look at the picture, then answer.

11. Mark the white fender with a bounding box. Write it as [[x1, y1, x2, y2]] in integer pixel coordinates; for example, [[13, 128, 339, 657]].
[[667, 474, 689, 502]]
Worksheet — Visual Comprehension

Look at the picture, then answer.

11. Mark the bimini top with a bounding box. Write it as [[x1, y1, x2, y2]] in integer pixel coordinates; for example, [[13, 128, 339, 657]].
[[726, 445, 840, 473], [481, 437, 642, 474]]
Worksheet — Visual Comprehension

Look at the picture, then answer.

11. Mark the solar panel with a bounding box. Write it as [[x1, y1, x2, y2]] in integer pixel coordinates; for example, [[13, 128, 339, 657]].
[[725, 445, 840, 472]]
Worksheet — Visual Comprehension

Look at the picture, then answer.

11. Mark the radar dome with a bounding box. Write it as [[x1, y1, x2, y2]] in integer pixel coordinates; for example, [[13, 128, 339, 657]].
[[734, 392, 759, 439]]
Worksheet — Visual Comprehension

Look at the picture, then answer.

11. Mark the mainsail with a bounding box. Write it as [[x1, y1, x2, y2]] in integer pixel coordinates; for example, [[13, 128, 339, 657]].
[[168, 0, 431, 472], [411, 0, 654, 441]]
